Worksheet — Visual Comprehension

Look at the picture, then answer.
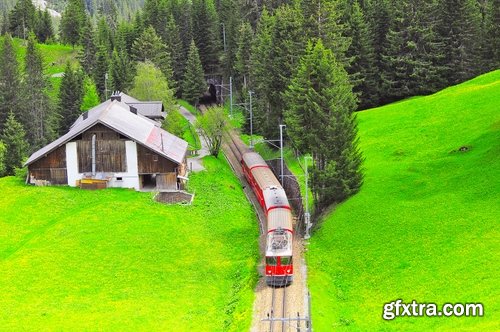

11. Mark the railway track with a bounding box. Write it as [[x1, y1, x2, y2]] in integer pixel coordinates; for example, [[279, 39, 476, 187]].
[[198, 104, 308, 331], [269, 283, 288, 332]]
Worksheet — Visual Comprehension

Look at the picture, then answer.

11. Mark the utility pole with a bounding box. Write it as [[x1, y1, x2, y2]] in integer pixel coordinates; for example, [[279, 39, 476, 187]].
[[304, 156, 312, 239], [105, 73, 109, 100], [279, 124, 286, 186], [249, 91, 254, 148], [229, 76, 233, 118]]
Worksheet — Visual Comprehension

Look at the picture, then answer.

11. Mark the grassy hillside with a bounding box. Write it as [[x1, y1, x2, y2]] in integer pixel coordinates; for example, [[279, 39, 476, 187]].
[[0, 156, 259, 330], [307, 70, 500, 331], [0, 36, 78, 100]]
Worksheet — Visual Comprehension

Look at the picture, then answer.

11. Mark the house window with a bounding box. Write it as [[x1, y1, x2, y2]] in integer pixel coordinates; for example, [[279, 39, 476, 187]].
[[116, 177, 123, 181], [153, 155, 158, 162]]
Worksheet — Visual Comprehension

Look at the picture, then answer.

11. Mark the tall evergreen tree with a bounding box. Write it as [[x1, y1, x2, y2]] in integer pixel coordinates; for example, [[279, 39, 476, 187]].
[[483, 0, 500, 70], [265, 4, 305, 138], [22, 33, 54, 150], [182, 41, 206, 106], [365, 0, 393, 104], [34, 9, 54, 43], [345, 1, 377, 109], [284, 40, 362, 209], [60, 0, 87, 47], [0, 34, 21, 132], [381, 0, 441, 102], [1, 112, 28, 176], [96, 16, 114, 54], [132, 26, 175, 90], [435, 0, 483, 85], [250, 8, 275, 137], [8, 0, 36, 39], [78, 17, 97, 75], [93, 44, 109, 100], [235, 22, 254, 90], [109, 48, 133, 92], [163, 14, 184, 89], [191, 0, 221, 74], [58, 62, 84, 134], [170, 0, 193, 67]]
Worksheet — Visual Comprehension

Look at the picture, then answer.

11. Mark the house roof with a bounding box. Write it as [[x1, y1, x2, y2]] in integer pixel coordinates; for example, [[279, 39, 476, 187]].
[[126, 101, 166, 119], [25, 100, 188, 167]]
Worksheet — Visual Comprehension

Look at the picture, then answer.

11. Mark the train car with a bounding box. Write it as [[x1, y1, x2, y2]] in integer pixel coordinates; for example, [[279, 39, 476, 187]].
[[241, 151, 293, 286]]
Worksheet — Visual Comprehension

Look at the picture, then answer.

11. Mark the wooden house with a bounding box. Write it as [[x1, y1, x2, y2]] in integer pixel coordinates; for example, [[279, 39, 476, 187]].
[[24, 97, 188, 191]]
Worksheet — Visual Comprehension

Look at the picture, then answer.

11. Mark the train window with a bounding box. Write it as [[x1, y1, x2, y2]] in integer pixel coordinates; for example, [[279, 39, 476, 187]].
[[280, 256, 292, 265], [266, 256, 278, 266]]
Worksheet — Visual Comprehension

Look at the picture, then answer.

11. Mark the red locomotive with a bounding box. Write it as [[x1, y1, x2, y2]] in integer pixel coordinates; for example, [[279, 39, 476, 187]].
[[241, 152, 293, 286]]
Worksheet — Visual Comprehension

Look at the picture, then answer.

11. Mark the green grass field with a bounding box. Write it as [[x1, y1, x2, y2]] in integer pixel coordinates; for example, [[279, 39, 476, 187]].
[[0, 156, 259, 331], [306, 71, 500, 330]]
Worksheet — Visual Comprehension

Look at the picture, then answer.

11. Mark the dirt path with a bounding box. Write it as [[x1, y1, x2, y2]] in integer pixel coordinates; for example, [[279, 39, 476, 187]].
[[178, 106, 210, 172]]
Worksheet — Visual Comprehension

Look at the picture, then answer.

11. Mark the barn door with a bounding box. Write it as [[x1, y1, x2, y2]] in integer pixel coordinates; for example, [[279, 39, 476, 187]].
[[156, 173, 177, 190]]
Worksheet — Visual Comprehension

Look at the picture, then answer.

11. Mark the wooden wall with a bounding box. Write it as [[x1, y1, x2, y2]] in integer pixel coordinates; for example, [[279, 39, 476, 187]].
[[77, 124, 127, 173], [137, 144, 177, 174], [28, 145, 68, 184]]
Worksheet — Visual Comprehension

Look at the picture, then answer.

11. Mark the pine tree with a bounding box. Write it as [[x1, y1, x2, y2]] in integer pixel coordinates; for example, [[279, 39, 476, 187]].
[[34, 9, 54, 43], [132, 26, 175, 91], [93, 44, 109, 100], [164, 14, 184, 90], [58, 62, 84, 134], [345, 1, 377, 109], [284, 40, 362, 209], [173, 0, 193, 65], [435, 0, 483, 85], [235, 22, 253, 89], [0, 34, 22, 132], [365, 0, 393, 104], [8, 0, 36, 39], [60, 0, 87, 47], [191, 0, 221, 74], [250, 8, 275, 138], [78, 17, 97, 75], [301, 0, 350, 64], [96, 16, 114, 54], [22, 33, 54, 150], [483, 0, 500, 70], [1, 112, 28, 176], [265, 4, 306, 138], [109, 48, 132, 92], [182, 41, 206, 106], [381, 0, 441, 102]]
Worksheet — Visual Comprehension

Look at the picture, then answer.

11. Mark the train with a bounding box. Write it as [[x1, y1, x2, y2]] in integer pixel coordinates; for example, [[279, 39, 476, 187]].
[[241, 152, 293, 287]]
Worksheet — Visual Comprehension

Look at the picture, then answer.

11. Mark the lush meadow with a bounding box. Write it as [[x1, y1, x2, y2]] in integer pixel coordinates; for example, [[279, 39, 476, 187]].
[[306, 71, 500, 330], [0, 156, 259, 331]]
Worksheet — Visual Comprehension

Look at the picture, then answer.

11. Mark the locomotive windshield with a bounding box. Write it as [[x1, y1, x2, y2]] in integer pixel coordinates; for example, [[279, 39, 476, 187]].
[[266, 256, 278, 266], [280, 256, 292, 265]]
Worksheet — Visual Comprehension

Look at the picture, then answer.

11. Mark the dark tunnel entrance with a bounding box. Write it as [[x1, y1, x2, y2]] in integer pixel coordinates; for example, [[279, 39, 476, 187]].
[[199, 83, 217, 105]]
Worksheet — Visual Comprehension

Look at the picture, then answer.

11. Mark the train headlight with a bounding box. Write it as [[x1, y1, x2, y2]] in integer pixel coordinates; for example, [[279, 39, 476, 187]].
[[287, 269, 291, 273]]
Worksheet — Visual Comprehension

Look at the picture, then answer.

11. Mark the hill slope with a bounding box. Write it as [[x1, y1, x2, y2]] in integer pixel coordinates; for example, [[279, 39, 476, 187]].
[[0, 156, 259, 330], [307, 70, 500, 330]]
